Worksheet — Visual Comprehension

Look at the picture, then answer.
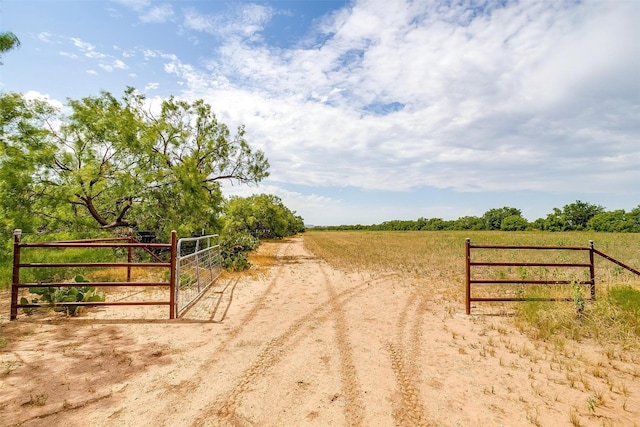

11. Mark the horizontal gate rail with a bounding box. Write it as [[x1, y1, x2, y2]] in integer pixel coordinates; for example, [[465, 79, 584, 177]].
[[471, 279, 593, 285], [10, 229, 177, 320], [469, 244, 589, 250]]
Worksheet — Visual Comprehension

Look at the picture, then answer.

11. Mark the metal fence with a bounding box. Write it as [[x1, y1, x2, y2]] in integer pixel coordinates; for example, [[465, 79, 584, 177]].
[[175, 234, 222, 316], [10, 229, 177, 320], [465, 238, 640, 315]]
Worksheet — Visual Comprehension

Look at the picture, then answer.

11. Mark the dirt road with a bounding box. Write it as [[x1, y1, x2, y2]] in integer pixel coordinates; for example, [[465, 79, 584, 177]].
[[1, 236, 638, 426]]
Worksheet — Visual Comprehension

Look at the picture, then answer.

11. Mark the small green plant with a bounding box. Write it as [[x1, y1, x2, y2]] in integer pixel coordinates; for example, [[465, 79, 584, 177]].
[[586, 394, 597, 413], [25, 276, 106, 316]]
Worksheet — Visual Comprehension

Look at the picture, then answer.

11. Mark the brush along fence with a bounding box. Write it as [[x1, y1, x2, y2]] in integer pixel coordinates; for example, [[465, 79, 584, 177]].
[[175, 234, 222, 316], [10, 229, 178, 320], [465, 238, 640, 315]]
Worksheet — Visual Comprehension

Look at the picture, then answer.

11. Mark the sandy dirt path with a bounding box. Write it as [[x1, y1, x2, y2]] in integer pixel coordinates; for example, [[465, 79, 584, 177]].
[[1, 236, 638, 426]]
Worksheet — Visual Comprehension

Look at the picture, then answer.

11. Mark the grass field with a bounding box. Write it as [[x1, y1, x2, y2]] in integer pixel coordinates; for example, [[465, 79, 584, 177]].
[[304, 230, 640, 351]]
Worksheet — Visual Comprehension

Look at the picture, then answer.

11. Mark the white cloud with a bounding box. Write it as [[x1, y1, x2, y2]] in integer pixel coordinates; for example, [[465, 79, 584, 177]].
[[161, 0, 639, 199], [183, 3, 276, 39], [140, 3, 174, 23], [221, 182, 341, 225], [86, 69, 98, 75], [113, 59, 128, 69], [23, 90, 64, 110], [145, 82, 160, 91], [86, 51, 108, 59], [36, 32, 52, 43], [58, 51, 78, 60], [70, 37, 96, 52]]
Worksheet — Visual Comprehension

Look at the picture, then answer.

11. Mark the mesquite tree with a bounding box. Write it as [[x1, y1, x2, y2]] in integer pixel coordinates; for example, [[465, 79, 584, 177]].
[[0, 88, 269, 238], [0, 31, 20, 64]]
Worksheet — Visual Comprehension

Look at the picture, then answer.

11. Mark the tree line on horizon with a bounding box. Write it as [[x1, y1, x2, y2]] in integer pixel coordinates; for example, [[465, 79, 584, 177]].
[[312, 201, 640, 233]]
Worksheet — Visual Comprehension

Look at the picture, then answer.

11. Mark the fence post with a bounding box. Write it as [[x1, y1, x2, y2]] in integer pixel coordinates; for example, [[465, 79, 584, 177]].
[[465, 238, 471, 315], [127, 246, 132, 283], [169, 230, 177, 319], [208, 236, 214, 281], [195, 239, 201, 292], [10, 229, 22, 321], [589, 240, 596, 300]]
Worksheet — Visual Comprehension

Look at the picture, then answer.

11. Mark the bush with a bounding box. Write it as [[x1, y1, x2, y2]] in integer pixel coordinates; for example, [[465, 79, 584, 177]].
[[220, 232, 260, 271]]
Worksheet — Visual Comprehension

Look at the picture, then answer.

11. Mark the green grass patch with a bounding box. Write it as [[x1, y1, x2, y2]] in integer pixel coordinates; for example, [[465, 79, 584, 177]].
[[515, 284, 640, 350]]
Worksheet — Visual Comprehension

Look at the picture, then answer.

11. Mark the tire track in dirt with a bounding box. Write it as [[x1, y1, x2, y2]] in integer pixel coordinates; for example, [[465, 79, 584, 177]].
[[191, 287, 372, 426], [318, 262, 365, 427], [387, 289, 431, 426], [118, 241, 296, 425], [213, 241, 293, 350], [190, 246, 374, 426]]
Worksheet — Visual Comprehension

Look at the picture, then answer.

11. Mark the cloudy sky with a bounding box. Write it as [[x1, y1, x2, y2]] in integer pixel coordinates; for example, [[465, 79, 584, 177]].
[[1, 0, 639, 226]]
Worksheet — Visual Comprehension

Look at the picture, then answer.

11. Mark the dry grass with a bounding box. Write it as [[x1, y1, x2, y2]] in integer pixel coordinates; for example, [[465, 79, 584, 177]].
[[304, 230, 640, 351], [304, 230, 640, 425], [304, 230, 640, 279]]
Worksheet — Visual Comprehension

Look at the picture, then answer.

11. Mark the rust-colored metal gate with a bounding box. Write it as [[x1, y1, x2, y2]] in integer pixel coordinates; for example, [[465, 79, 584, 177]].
[[10, 229, 177, 320], [465, 238, 640, 315]]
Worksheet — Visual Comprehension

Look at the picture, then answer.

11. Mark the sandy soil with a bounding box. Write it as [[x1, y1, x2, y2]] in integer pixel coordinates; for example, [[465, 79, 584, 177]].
[[1, 236, 638, 426]]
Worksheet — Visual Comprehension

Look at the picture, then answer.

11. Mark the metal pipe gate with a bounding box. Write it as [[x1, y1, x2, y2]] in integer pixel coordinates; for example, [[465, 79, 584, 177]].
[[10, 229, 178, 320]]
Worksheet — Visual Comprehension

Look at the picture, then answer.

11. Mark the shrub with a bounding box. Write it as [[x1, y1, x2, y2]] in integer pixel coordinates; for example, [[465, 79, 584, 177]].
[[220, 232, 260, 271]]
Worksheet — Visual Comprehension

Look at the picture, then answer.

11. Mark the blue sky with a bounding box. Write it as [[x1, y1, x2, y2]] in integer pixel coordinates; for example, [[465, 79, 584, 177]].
[[1, 0, 639, 226]]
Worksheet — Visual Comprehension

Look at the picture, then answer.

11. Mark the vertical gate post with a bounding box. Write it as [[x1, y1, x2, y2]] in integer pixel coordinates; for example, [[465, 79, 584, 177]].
[[195, 239, 201, 292], [589, 240, 596, 300], [209, 236, 215, 280], [126, 228, 133, 283], [465, 238, 471, 315], [127, 245, 132, 283], [169, 230, 177, 319], [10, 229, 22, 321]]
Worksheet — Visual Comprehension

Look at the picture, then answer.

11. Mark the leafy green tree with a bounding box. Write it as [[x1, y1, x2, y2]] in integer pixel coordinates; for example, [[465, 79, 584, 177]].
[[223, 194, 304, 239], [588, 208, 640, 232], [421, 218, 454, 230], [500, 215, 529, 231], [454, 216, 484, 230], [0, 93, 56, 235], [543, 200, 604, 231], [562, 200, 604, 230], [530, 217, 545, 230], [542, 207, 567, 231], [0, 89, 269, 239], [0, 31, 20, 64], [482, 207, 522, 230]]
